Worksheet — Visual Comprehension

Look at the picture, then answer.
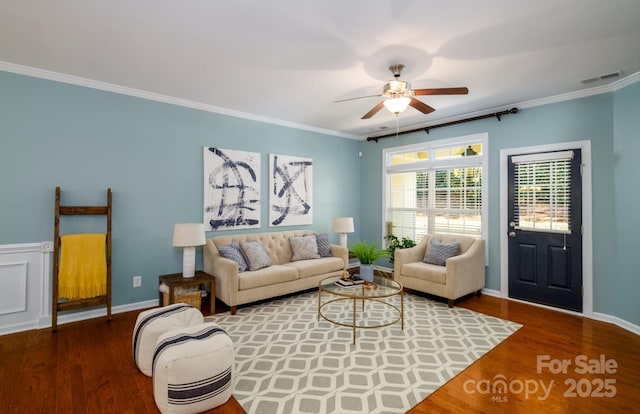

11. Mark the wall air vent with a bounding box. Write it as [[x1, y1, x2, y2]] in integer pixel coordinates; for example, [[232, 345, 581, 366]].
[[580, 71, 623, 84]]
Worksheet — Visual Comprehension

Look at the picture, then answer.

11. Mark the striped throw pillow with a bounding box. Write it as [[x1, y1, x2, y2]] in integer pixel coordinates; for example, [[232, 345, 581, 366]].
[[424, 239, 460, 266]]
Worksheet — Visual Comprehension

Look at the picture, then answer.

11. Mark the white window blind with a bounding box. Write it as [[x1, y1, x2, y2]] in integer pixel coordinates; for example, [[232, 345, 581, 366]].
[[513, 151, 573, 233], [387, 167, 482, 243]]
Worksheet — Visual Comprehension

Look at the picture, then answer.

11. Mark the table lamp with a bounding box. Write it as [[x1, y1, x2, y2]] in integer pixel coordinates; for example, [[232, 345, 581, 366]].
[[172, 223, 206, 278], [332, 217, 354, 247]]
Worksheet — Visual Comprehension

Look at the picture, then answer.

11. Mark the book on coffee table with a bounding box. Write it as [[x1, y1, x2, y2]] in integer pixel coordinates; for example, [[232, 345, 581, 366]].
[[335, 278, 365, 287]]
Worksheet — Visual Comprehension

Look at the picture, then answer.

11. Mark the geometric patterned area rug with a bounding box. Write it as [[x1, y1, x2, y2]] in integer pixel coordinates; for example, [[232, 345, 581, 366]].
[[205, 290, 521, 414]]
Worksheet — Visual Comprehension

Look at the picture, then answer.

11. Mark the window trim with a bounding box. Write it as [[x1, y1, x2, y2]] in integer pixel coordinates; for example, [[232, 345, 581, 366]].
[[382, 133, 489, 257]]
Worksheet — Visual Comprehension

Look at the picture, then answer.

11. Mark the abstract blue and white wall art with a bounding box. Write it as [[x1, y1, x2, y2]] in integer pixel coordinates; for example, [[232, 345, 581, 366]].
[[269, 154, 313, 226], [204, 147, 260, 231]]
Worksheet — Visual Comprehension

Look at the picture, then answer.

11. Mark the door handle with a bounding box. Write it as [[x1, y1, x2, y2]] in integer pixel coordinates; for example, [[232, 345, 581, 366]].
[[508, 231, 516, 238], [509, 221, 520, 230]]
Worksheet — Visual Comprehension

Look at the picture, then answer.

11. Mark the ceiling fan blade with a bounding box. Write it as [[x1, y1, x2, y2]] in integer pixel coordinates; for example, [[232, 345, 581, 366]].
[[334, 94, 381, 103], [361, 101, 385, 119], [409, 98, 436, 114], [413, 87, 469, 96]]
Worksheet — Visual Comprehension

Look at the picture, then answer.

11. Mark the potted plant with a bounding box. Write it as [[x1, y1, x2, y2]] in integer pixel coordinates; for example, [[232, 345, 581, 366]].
[[350, 240, 389, 282], [385, 234, 416, 265]]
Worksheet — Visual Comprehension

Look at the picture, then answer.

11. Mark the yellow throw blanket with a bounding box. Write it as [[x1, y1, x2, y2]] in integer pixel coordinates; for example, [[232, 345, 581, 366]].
[[59, 233, 107, 300]]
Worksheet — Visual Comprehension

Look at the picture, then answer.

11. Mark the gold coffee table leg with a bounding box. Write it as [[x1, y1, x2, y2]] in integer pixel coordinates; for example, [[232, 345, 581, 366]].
[[352, 297, 357, 345], [401, 289, 404, 330]]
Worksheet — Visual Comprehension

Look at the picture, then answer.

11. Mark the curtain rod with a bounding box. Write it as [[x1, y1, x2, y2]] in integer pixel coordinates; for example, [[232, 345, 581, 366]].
[[366, 107, 519, 142]]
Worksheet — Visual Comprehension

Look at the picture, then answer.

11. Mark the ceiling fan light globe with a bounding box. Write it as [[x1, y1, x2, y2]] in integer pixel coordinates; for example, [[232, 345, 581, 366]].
[[384, 97, 411, 114]]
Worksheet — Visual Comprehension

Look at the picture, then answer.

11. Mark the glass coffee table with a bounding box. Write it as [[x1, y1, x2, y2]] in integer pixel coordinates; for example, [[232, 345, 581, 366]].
[[318, 274, 404, 344]]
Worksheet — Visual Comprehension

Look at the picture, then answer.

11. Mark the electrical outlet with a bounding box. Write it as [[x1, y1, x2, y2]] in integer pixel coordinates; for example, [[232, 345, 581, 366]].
[[133, 275, 142, 288]]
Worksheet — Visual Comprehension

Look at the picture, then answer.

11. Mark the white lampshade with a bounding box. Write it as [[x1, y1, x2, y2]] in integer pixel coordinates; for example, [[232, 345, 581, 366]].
[[172, 223, 206, 247], [383, 97, 411, 114], [333, 217, 354, 247], [172, 223, 206, 278], [333, 217, 354, 233]]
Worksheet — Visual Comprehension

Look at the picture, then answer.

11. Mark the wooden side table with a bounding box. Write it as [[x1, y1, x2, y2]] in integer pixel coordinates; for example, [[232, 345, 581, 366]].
[[158, 270, 216, 315]]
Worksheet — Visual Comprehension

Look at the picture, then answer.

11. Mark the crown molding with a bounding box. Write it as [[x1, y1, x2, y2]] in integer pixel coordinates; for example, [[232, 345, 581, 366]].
[[611, 71, 640, 91], [373, 71, 640, 139], [0, 61, 360, 140], [518, 71, 639, 109], [1, 61, 636, 142]]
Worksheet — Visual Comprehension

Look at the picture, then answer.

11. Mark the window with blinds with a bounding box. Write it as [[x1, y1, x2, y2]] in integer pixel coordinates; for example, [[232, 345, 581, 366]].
[[433, 167, 482, 236], [512, 151, 573, 233], [384, 137, 486, 244]]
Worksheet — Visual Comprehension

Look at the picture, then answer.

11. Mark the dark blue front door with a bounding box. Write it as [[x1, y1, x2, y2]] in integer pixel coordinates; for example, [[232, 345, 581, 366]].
[[508, 149, 583, 312]]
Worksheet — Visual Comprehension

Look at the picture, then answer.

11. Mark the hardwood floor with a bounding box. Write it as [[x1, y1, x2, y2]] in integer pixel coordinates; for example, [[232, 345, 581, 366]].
[[1, 294, 638, 413], [409, 293, 640, 414]]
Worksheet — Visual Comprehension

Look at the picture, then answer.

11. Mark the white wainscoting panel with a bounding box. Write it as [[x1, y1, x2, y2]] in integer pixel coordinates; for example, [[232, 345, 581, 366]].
[[0, 242, 51, 335], [0, 261, 28, 314]]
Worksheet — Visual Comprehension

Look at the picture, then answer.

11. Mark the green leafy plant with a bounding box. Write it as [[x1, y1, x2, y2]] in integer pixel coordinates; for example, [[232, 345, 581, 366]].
[[349, 240, 389, 264], [385, 234, 416, 264]]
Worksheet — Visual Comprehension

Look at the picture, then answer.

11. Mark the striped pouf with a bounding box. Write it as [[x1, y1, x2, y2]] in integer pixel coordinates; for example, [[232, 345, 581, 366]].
[[133, 303, 204, 377], [152, 322, 235, 414]]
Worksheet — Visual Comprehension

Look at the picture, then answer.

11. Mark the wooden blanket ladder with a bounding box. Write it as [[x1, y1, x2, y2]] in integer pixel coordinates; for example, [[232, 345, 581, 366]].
[[52, 187, 112, 331]]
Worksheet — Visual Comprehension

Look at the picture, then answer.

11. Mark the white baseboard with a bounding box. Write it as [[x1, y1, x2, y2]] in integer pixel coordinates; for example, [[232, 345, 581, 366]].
[[481, 288, 501, 297], [592, 312, 640, 336], [479, 288, 639, 336], [0, 321, 40, 336], [37, 299, 159, 330]]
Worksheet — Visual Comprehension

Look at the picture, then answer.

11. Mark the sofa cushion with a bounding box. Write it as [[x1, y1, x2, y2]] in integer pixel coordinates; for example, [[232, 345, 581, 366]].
[[240, 240, 272, 271], [238, 265, 299, 290], [424, 239, 460, 266], [315, 233, 332, 257], [283, 257, 345, 279], [217, 242, 248, 272], [289, 235, 320, 261], [401, 262, 447, 284]]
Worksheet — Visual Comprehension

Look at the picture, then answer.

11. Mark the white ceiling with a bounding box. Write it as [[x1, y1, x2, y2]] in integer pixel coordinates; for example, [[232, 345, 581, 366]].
[[1, 0, 639, 139]]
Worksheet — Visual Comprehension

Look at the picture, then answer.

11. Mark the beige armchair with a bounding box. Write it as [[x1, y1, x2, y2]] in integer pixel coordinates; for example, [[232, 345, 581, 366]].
[[393, 234, 485, 307]]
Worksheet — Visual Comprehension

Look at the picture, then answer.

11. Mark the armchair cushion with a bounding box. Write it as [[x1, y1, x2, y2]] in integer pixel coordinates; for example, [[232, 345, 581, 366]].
[[401, 262, 447, 284], [424, 239, 460, 266]]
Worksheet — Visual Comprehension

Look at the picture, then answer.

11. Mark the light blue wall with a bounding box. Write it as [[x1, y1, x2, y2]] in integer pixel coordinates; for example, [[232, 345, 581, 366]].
[[1, 69, 637, 326], [611, 82, 640, 324], [358, 87, 639, 326], [0, 71, 361, 306]]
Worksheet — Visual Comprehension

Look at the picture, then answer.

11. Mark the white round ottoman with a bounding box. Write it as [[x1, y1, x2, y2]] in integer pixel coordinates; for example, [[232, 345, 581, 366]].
[[133, 303, 204, 377], [152, 322, 235, 414]]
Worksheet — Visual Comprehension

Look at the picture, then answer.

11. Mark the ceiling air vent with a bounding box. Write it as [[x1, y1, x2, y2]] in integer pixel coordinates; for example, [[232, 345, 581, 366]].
[[580, 71, 623, 84]]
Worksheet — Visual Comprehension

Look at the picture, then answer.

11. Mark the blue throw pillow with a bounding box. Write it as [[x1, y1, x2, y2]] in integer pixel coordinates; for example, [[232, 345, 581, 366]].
[[315, 233, 332, 257], [217, 242, 248, 272], [424, 239, 460, 266]]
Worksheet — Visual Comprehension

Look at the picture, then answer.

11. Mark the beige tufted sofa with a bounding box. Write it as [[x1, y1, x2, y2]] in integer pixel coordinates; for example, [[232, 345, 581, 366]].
[[204, 230, 348, 314], [393, 234, 486, 307]]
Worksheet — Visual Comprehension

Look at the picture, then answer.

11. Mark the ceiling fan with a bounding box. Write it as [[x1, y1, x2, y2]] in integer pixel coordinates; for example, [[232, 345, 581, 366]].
[[337, 64, 469, 119]]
